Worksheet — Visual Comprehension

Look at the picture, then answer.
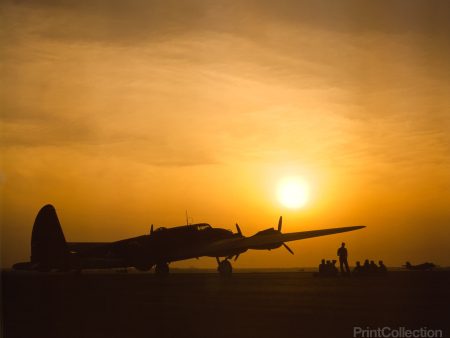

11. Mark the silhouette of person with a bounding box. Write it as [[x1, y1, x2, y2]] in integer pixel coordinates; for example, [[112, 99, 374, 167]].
[[337, 242, 350, 274], [353, 261, 362, 275], [325, 260, 332, 276], [363, 259, 370, 273], [378, 260, 387, 274], [319, 259, 326, 274], [369, 260, 378, 274], [331, 259, 339, 276]]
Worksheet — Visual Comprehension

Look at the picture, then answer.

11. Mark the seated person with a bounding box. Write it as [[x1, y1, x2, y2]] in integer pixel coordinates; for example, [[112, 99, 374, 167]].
[[325, 260, 332, 276], [378, 260, 387, 274], [362, 259, 370, 273], [353, 261, 363, 275], [319, 259, 326, 274], [369, 260, 378, 274], [331, 260, 339, 276]]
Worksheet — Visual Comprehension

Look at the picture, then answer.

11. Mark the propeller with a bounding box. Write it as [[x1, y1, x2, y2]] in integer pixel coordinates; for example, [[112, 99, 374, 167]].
[[150, 224, 154, 235], [278, 216, 282, 231], [236, 223, 243, 236], [232, 217, 294, 259], [283, 243, 294, 255], [277, 216, 294, 255], [231, 223, 246, 261], [233, 224, 244, 261]]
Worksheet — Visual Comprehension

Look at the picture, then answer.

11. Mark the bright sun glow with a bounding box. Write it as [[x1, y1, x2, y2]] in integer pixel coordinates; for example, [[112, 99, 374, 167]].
[[277, 176, 310, 209]]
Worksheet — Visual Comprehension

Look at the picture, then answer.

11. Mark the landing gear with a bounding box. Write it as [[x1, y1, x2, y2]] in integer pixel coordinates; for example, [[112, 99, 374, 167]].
[[217, 258, 233, 277], [155, 262, 169, 276], [134, 264, 152, 272]]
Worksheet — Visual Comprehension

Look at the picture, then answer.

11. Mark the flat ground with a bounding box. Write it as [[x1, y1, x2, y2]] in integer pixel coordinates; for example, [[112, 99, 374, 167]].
[[2, 270, 449, 338]]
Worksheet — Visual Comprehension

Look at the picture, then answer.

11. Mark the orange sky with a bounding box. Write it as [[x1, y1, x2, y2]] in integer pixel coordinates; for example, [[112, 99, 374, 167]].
[[1, 0, 449, 268]]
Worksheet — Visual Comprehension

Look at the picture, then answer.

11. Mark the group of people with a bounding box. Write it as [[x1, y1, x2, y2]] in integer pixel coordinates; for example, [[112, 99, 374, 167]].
[[316, 242, 388, 277], [318, 259, 341, 276], [353, 259, 387, 275]]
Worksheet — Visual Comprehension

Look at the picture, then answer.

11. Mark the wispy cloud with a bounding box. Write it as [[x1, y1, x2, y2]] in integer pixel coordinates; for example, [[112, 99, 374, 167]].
[[1, 0, 450, 268]]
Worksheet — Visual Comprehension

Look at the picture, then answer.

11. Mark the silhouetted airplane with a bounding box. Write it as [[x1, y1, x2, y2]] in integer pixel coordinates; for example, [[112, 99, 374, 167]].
[[13, 204, 365, 276], [403, 261, 436, 271]]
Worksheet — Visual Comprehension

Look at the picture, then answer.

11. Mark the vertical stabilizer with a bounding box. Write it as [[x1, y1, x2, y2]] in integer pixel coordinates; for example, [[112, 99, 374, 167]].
[[31, 204, 69, 269]]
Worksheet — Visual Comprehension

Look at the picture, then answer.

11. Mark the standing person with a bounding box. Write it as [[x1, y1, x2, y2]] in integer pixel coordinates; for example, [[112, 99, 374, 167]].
[[337, 242, 350, 275]]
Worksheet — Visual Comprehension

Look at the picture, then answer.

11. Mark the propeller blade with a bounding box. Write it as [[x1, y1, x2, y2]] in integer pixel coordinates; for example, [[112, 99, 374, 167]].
[[283, 243, 294, 255], [236, 223, 242, 236], [150, 224, 154, 234], [278, 216, 283, 232], [234, 254, 240, 261]]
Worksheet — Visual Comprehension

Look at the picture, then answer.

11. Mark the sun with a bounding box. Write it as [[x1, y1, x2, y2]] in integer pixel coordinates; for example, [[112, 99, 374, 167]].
[[277, 176, 310, 209]]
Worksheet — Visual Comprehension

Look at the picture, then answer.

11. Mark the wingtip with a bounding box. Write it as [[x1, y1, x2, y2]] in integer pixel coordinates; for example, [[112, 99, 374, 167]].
[[347, 225, 366, 231]]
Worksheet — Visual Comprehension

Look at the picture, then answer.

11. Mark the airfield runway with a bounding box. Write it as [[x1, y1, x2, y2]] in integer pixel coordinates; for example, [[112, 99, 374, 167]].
[[2, 270, 449, 338]]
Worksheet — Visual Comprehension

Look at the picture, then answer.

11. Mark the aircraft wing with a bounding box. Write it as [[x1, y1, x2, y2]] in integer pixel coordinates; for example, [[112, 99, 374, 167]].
[[248, 225, 365, 246], [202, 225, 365, 256]]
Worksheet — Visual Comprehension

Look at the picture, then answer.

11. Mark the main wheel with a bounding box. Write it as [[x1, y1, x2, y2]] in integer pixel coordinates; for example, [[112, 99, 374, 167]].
[[218, 260, 232, 276], [155, 263, 169, 276], [134, 264, 152, 272]]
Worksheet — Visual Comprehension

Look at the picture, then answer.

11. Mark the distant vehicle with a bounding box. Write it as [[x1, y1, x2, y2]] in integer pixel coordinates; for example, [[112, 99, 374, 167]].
[[403, 261, 436, 271], [13, 204, 365, 276]]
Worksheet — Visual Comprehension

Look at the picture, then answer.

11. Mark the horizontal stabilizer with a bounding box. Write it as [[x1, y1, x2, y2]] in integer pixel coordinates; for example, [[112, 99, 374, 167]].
[[12, 262, 37, 270]]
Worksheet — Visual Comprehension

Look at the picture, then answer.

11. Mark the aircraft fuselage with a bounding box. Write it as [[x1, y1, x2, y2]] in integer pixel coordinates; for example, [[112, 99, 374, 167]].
[[69, 223, 243, 270]]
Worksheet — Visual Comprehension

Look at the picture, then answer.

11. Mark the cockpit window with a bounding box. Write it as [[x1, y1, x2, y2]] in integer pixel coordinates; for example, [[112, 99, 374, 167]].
[[196, 224, 211, 231], [154, 227, 167, 232]]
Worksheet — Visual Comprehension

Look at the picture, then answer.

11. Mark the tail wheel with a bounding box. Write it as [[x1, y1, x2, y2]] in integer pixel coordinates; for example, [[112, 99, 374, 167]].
[[155, 263, 169, 276], [218, 260, 232, 276]]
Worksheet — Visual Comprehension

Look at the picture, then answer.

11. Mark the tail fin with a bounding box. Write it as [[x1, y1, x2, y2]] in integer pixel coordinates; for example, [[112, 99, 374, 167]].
[[30, 204, 69, 269]]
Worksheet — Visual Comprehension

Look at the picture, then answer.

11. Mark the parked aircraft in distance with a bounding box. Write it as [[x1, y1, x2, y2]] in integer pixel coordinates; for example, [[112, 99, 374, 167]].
[[403, 261, 437, 271], [13, 204, 365, 276]]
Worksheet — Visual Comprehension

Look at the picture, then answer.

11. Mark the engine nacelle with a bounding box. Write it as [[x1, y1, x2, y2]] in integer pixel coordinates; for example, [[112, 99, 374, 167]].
[[248, 228, 283, 250]]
